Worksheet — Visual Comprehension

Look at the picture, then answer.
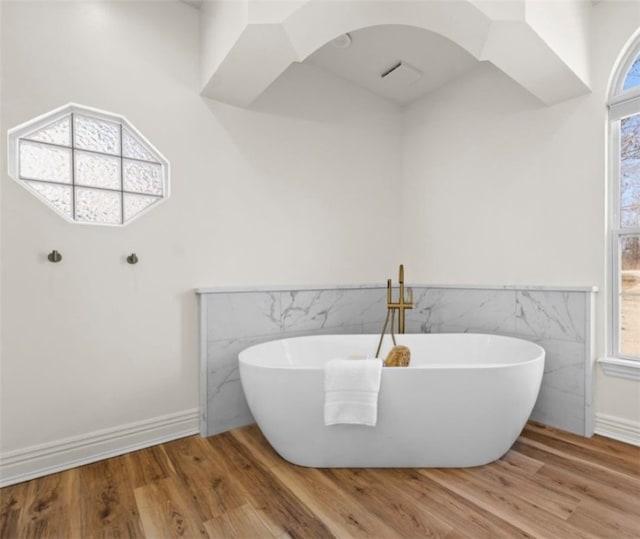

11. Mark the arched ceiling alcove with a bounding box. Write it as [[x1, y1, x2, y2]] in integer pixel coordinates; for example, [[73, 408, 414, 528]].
[[199, 0, 591, 108], [304, 25, 480, 105]]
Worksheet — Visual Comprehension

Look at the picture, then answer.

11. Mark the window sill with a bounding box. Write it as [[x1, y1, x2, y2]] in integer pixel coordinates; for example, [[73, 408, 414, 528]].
[[599, 357, 640, 381]]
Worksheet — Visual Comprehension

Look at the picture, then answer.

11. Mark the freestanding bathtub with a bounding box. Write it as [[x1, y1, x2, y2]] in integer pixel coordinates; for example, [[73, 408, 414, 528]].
[[239, 334, 544, 468]]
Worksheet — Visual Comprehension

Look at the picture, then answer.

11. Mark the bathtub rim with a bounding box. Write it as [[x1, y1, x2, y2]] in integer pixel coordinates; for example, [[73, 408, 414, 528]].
[[238, 333, 545, 371]]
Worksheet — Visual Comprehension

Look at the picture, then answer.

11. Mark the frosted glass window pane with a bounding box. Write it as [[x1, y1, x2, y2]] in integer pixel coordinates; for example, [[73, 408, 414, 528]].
[[623, 54, 640, 91], [122, 128, 156, 162], [19, 140, 72, 183], [75, 188, 121, 224], [74, 115, 120, 155], [24, 181, 72, 219], [25, 116, 71, 147], [621, 115, 640, 228], [75, 150, 121, 190], [8, 104, 169, 226], [124, 193, 159, 222], [123, 159, 163, 195]]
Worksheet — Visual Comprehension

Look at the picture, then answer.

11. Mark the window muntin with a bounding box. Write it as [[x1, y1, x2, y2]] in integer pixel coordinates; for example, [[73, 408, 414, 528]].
[[7, 104, 169, 226], [610, 41, 640, 362]]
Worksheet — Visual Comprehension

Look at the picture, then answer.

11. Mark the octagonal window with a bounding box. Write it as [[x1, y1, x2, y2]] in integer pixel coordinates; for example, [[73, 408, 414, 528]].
[[7, 103, 169, 225]]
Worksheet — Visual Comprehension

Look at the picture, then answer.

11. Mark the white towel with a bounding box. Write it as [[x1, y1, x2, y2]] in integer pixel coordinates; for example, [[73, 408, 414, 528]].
[[324, 358, 383, 426]]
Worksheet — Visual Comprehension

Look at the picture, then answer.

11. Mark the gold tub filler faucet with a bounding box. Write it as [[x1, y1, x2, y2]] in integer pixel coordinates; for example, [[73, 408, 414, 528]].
[[375, 264, 413, 358]]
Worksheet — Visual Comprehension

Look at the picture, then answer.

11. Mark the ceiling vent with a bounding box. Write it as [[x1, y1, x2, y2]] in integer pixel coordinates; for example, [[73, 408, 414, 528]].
[[381, 61, 423, 85]]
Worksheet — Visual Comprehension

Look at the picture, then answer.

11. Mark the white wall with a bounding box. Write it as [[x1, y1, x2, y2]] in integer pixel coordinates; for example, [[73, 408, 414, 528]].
[[401, 63, 600, 285], [401, 0, 640, 424], [0, 1, 402, 455]]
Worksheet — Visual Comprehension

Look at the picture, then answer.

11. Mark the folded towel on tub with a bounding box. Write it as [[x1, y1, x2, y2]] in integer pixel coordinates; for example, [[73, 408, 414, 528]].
[[324, 358, 383, 426]]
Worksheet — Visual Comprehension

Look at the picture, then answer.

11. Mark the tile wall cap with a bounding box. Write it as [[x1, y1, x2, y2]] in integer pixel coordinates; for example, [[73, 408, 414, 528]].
[[195, 283, 599, 295]]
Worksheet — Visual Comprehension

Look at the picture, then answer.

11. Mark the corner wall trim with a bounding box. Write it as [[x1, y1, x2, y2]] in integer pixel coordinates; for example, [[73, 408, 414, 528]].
[[594, 413, 640, 447], [0, 408, 199, 487]]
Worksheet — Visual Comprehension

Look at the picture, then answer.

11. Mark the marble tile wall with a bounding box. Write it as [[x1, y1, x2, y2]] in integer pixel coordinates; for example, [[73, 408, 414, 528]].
[[199, 287, 387, 436], [406, 287, 594, 436], [197, 285, 596, 437]]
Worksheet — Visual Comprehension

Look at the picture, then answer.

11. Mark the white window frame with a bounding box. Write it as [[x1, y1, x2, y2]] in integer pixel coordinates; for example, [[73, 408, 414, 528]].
[[7, 103, 170, 226], [602, 37, 640, 380]]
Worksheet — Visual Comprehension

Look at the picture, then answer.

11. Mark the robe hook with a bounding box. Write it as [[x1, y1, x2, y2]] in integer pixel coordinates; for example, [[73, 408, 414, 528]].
[[47, 250, 62, 263]]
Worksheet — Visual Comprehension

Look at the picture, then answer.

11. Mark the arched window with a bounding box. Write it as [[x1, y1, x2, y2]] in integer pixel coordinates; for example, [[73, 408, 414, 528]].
[[606, 37, 640, 377]]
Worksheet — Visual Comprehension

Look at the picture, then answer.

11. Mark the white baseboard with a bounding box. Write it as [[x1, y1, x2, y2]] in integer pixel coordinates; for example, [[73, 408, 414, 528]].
[[0, 408, 199, 487], [594, 413, 640, 447]]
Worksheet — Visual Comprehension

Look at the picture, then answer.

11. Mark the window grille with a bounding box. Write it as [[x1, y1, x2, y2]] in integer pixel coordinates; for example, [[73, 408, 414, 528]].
[[7, 104, 169, 226]]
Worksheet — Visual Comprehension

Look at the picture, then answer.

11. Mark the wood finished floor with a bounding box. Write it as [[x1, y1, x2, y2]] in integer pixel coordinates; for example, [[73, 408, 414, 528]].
[[1, 422, 639, 538]]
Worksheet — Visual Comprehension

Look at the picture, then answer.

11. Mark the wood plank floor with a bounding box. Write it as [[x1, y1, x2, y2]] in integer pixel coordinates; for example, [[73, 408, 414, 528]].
[[1, 422, 639, 538]]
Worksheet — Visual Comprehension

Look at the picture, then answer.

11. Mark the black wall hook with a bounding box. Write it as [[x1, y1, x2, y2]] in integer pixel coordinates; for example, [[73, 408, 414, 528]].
[[126, 253, 139, 264]]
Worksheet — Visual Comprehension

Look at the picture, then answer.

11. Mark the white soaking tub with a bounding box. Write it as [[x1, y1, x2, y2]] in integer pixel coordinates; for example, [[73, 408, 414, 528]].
[[238, 333, 544, 468]]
